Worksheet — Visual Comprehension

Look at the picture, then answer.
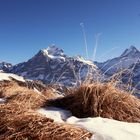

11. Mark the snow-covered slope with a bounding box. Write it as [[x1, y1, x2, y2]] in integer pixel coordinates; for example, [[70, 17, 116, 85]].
[[10, 45, 99, 86], [0, 72, 25, 82], [68, 116, 140, 140], [95, 46, 140, 75], [95, 46, 140, 97]]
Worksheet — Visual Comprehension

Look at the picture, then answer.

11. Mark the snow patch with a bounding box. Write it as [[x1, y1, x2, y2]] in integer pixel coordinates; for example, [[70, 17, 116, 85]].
[[37, 107, 140, 140], [0, 98, 6, 103], [41, 46, 65, 60], [75, 56, 96, 68], [0, 73, 25, 82], [33, 87, 41, 95], [67, 116, 140, 140], [37, 107, 72, 123]]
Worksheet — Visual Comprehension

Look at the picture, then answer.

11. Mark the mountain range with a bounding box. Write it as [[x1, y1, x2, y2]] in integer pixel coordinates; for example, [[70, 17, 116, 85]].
[[9, 46, 99, 86], [95, 46, 140, 93], [95, 46, 140, 76], [1, 45, 140, 97]]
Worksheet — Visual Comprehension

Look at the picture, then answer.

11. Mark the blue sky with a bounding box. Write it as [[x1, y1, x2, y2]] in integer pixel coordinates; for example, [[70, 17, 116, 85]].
[[0, 0, 140, 64]]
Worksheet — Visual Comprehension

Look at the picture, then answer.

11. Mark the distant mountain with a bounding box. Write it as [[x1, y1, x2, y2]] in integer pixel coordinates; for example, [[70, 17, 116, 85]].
[[10, 46, 100, 86], [1, 45, 140, 98], [95, 46, 140, 76], [95, 45, 140, 97], [0, 62, 12, 72]]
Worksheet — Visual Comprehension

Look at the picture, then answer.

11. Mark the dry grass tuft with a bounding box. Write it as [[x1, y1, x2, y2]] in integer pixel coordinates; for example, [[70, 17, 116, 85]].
[[47, 83, 140, 122], [0, 111, 91, 140], [0, 81, 91, 140]]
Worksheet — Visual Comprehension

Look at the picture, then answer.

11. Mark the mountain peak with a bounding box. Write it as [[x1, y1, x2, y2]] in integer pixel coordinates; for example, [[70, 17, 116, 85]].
[[121, 45, 139, 57], [0, 62, 12, 71], [129, 45, 138, 52], [10, 45, 99, 87], [35, 45, 66, 61], [41, 45, 64, 56]]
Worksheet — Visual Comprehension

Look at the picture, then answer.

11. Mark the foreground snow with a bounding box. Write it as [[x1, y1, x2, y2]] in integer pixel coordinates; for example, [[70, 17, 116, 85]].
[[67, 116, 140, 140], [37, 107, 72, 123], [38, 107, 140, 140], [0, 98, 6, 103], [0, 72, 25, 82]]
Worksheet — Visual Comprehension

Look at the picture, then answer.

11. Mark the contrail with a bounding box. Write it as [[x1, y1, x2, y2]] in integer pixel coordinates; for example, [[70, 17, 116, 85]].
[[80, 22, 89, 59], [92, 33, 102, 61]]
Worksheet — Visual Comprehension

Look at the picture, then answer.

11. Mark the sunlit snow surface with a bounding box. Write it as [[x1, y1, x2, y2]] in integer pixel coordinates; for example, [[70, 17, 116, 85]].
[[41, 46, 66, 61], [67, 116, 140, 140], [37, 107, 72, 123], [75, 56, 97, 67], [38, 107, 140, 140], [0, 72, 25, 82]]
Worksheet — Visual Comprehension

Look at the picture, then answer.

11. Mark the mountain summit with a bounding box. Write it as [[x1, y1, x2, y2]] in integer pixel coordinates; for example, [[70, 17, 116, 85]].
[[0, 62, 12, 71], [42, 46, 64, 56], [40, 46, 66, 60], [121, 46, 140, 57], [95, 45, 140, 96], [96, 46, 140, 75], [10, 46, 98, 86]]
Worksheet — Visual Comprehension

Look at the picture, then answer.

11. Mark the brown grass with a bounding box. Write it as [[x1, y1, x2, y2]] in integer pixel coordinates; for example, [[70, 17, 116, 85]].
[[0, 81, 91, 140], [0, 80, 57, 99], [2, 80, 140, 139], [0, 111, 91, 140], [47, 83, 140, 122]]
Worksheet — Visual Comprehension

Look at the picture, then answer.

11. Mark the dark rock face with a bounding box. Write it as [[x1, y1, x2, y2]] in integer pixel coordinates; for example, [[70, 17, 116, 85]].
[[0, 62, 12, 72], [10, 46, 99, 86]]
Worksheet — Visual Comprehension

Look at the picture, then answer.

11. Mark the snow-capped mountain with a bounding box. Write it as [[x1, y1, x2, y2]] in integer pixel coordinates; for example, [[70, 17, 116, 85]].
[[0, 62, 12, 71], [10, 46, 99, 86], [95, 46, 140, 97], [95, 46, 140, 76]]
